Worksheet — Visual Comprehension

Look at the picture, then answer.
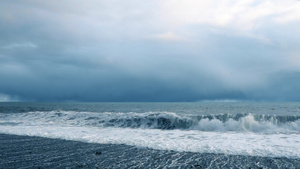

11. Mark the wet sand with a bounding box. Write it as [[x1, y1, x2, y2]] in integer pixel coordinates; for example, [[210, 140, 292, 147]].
[[0, 134, 299, 169]]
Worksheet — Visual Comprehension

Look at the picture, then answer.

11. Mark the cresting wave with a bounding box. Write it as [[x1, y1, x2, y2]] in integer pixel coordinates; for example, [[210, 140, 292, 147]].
[[1, 111, 300, 158], [1, 111, 300, 133]]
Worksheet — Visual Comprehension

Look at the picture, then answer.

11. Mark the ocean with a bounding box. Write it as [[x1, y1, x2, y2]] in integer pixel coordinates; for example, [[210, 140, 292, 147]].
[[1, 102, 300, 168]]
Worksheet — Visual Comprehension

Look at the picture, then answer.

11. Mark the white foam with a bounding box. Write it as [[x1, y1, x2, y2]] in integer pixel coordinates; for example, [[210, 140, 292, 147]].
[[192, 115, 300, 133], [0, 125, 300, 158], [1, 111, 300, 158], [1, 111, 300, 133]]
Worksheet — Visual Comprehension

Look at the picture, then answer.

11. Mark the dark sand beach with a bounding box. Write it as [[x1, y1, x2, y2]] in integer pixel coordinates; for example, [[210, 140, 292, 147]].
[[1, 134, 300, 169]]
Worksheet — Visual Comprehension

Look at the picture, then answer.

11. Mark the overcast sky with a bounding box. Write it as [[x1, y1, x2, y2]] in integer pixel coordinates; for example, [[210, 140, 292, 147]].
[[1, 0, 300, 102]]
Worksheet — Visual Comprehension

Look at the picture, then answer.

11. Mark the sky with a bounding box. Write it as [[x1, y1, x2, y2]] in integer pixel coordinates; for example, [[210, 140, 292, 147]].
[[1, 0, 300, 102]]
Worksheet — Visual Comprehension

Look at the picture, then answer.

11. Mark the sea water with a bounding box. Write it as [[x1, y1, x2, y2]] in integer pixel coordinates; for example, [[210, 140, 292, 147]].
[[0, 102, 300, 158]]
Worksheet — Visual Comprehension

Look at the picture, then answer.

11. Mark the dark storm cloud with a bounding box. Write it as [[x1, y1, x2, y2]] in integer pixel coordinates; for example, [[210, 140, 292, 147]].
[[1, 0, 300, 102]]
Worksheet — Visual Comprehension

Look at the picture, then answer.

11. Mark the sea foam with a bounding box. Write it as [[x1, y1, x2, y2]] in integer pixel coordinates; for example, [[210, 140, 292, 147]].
[[1, 111, 300, 158], [1, 111, 300, 133], [0, 125, 300, 158]]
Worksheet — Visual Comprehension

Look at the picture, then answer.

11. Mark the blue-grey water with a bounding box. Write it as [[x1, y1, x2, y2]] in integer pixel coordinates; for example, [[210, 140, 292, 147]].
[[1, 102, 300, 168]]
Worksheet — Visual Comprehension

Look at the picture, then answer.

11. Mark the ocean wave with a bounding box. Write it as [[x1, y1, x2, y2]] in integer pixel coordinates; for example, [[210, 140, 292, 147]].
[[1, 111, 300, 133], [1, 126, 300, 158]]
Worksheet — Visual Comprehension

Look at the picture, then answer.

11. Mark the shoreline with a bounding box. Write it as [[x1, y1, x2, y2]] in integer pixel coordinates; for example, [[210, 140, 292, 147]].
[[1, 134, 300, 168]]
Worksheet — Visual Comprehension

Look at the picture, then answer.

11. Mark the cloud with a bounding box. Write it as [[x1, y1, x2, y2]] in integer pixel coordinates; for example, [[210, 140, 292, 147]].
[[1, 42, 37, 49], [0, 0, 300, 101], [159, 0, 300, 30], [0, 93, 19, 102], [153, 31, 184, 41]]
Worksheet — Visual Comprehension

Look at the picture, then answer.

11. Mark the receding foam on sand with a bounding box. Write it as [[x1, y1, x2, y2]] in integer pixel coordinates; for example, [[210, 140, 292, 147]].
[[1, 134, 300, 168]]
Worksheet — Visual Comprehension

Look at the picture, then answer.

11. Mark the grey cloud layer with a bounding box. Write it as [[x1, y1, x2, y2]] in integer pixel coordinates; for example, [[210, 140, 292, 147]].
[[1, 0, 300, 101]]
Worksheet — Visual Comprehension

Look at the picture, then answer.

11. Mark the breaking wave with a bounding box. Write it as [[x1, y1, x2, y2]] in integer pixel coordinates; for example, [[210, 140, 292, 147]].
[[1, 111, 300, 133], [1, 110, 300, 158]]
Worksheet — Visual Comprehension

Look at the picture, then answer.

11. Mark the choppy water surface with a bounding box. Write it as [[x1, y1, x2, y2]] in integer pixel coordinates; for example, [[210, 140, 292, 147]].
[[1, 102, 300, 158]]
